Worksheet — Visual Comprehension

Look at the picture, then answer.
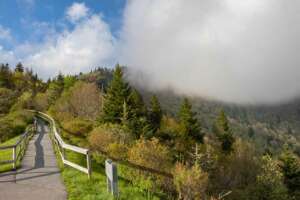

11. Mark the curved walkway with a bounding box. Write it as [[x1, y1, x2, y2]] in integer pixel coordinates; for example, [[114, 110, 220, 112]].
[[0, 119, 67, 200]]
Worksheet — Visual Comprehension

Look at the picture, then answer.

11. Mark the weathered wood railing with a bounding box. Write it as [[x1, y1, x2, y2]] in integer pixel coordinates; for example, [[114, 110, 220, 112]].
[[0, 121, 36, 170], [33, 111, 91, 178]]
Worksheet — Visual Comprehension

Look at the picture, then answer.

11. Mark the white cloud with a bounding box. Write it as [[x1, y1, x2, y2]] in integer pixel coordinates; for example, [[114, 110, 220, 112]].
[[66, 2, 90, 23], [119, 0, 300, 104], [23, 14, 115, 78]]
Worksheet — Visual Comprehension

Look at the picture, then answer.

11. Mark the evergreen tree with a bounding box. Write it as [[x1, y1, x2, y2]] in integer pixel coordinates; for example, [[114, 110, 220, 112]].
[[148, 95, 162, 133], [279, 151, 300, 196], [15, 62, 24, 73], [178, 98, 203, 143], [128, 89, 147, 117], [0, 64, 13, 88], [102, 64, 131, 123], [215, 110, 235, 153], [47, 73, 65, 105], [127, 89, 149, 138], [56, 72, 65, 93]]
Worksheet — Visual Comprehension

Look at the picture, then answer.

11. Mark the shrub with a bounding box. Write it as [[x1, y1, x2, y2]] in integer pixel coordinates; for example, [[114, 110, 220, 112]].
[[10, 92, 33, 112], [128, 138, 172, 171], [253, 155, 288, 200], [33, 93, 49, 111], [88, 124, 132, 160], [173, 163, 208, 200], [127, 138, 173, 194], [63, 118, 93, 137], [0, 88, 16, 114], [0, 110, 34, 142], [0, 118, 14, 142]]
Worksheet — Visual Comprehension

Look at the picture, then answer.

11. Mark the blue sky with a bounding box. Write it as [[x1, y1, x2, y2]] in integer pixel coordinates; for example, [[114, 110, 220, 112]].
[[0, 0, 125, 49]]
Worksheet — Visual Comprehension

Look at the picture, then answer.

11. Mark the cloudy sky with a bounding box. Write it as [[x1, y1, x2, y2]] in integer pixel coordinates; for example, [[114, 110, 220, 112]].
[[0, 0, 299, 104]]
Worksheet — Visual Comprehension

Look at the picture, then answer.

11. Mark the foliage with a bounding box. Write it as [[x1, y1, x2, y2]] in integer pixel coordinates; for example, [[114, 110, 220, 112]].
[[50, 81, 102, 122], [68, 81, 101, 120], [178, 98, 203, 143], [214, 110, 235, 154], [253, 155, 288, 200], [128, 137, 172, 172], [0, 88, 16, 114], [279, 150, 300, 197], [173, 163, 208, 200], [15, 62, 24, 73], [126, 89, 150, 138], [0, 64, 13, 88], [0, 110, 33, 142], [88, 124, 132, 160], [127, 138, 172, 194], [46, 74, 65, 105], [33, 92, 49, 111], [148, 95, 163, 133], [102, 65, 131, 123], [10, 91, 33, 111], [207, 139, 260, 199], [63, 75, 77, 90], [63, 118, 93, 137]]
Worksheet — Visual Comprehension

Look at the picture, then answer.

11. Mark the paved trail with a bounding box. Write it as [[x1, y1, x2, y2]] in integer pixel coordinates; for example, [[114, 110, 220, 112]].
[[0, 119, 67, 200]]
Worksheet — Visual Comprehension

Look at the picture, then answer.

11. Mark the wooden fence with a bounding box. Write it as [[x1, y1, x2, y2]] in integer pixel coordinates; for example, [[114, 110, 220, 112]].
[[34, 111, 91, 178], [0, 122, 36, 170]]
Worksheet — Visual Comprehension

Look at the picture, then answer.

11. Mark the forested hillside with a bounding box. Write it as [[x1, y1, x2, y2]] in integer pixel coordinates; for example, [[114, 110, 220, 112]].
[[1, 63, 299, 200]]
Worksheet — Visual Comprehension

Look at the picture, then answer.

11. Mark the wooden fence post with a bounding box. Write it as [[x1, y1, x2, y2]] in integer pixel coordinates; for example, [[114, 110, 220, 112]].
[[12, 146, 16, 170], [87, 151, 91, 179]]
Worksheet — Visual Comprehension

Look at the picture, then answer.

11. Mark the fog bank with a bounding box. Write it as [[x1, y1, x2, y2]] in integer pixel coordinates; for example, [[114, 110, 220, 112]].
[[119, 0, 300, 104]]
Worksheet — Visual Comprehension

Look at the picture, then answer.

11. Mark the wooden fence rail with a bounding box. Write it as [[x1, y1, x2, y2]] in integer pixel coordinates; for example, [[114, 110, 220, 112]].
[[33, 111, 91, 178], [0, 121, 36, 170]]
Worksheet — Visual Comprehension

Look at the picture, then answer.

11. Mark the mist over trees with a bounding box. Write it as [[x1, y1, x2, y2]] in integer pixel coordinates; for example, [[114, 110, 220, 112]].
[[0, 63, 299, 200]]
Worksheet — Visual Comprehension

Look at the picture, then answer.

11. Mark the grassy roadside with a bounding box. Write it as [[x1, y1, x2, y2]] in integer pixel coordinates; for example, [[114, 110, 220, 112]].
[[51, 136, 161, 200], [0, 135, 21, 172]]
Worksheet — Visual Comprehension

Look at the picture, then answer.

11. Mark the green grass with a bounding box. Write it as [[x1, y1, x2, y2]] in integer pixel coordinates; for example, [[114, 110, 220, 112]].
[[52, 143, 161, 200], [0, 135, 21, 172]]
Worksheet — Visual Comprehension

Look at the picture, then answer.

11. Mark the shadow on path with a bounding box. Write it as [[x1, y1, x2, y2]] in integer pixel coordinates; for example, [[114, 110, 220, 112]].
[[34, 120, 45, 168]]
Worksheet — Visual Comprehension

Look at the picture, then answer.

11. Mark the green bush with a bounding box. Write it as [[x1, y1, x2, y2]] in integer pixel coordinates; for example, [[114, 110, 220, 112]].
[[0, 88, 16, 114], [0, 110, 34, 142], [63, 118, 93, 137], [0, 118, 14, 142], [10, 92, 33, 112]]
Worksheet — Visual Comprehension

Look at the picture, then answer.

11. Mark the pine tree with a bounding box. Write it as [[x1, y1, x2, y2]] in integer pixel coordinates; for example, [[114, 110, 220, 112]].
[[178, 98, 203, 143], [102, 64, 131, 123], [0, 64, 13, 88], [56, 72, 65, 93], [127, 89, 149, 138], [128, 89, 147, 117], [15, 62, 24, 73], [148, 95, 162, 133], [215, 110, 235, 153]]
